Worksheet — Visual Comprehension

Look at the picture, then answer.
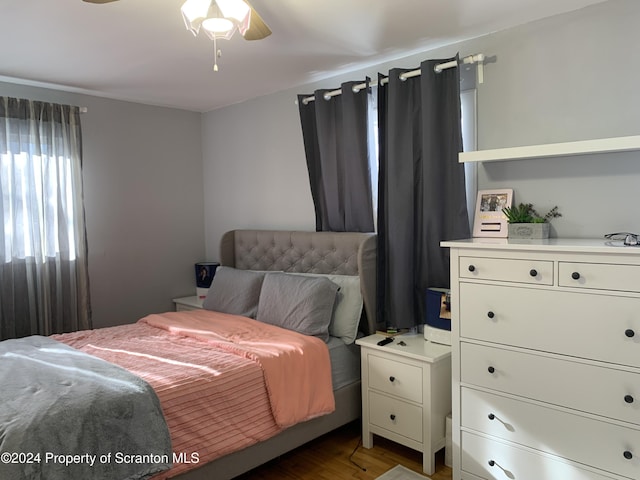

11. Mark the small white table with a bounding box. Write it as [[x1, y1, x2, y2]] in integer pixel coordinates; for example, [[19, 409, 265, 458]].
[[172, 296, 204, 312], [355, 333, 451, 475]]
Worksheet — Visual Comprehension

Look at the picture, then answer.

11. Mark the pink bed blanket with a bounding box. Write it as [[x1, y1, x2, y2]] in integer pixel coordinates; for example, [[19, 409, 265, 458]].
[[55, 310, 335, 478]]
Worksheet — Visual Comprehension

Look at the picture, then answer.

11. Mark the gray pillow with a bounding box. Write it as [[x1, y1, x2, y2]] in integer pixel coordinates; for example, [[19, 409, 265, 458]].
[[203, 266, 265, 318], [256, 273, 339, 342], [290, 273, 363, 344]]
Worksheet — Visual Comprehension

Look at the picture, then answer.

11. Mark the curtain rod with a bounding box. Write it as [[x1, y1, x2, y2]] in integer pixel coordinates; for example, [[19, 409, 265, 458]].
[[300, 53, 484, 105]]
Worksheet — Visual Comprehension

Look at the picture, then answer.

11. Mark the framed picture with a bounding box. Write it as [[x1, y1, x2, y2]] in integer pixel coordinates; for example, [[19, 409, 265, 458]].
[[472, 189, 513, 237]]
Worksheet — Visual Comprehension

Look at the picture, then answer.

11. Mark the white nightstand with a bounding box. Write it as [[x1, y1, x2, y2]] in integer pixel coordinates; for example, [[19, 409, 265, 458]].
[[172, 296, 204, 312], [355, 333, 452, 475]]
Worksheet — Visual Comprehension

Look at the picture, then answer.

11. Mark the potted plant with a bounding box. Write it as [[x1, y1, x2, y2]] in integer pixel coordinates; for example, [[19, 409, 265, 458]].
[[502, 203, 561, 239]]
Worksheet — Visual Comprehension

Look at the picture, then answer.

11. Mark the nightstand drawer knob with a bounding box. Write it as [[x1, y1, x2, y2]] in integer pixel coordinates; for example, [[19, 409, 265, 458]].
[[625, 329, 635, 338], [625, 395, 635, 404], [389, 376, 396, 383], [468, 265, 476, 272], [488, 366, 496, 374], [529, 269, 538, 277], [487, 311, 495, 319], [390, 414, 396, 421], [571, 271, 581, 280], [624, 451, 633, 460]]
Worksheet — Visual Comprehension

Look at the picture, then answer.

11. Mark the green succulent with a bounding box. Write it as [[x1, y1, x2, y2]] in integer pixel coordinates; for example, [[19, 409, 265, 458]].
[[502, 203, 561, 224]]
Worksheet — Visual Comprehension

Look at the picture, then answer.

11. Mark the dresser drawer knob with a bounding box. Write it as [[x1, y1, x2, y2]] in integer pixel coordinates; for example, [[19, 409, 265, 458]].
[[488, 413, 496, 420], [487, 311, 495, 319], [390, 414, 396, 421], [529, 269, 538, 277], [488, 366, 496, 374], [468, 265, 476, 272], [623, 451, 633, 460], [625, 329, 635, 338], [389, 376, 396, 383], [625, 395, 635, 404], [571, 272, 581, 280]]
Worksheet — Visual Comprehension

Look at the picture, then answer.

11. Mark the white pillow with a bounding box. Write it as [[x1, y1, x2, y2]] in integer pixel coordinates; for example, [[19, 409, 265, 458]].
[[291, 273, 363, 344]]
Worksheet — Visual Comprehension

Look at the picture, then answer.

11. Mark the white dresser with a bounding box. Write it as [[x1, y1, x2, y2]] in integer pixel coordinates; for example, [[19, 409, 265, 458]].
[[442, 238, 640, 480], [356, 333, 452, 475]]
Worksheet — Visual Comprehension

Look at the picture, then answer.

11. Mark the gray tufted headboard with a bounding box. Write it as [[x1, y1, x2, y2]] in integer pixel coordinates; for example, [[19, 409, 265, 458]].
[[219, 230, 379, 335]]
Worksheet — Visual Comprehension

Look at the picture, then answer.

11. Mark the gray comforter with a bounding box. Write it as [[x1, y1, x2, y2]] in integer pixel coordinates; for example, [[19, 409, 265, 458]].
[[0, 335, 172, 480]]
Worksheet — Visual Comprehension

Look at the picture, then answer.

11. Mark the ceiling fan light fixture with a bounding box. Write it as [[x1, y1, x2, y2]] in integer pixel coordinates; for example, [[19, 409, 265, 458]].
[[215, 0, 251, 35], [181, 0, 211, 35], [180, 0, 267, 72], [202, 17, 236, 40]]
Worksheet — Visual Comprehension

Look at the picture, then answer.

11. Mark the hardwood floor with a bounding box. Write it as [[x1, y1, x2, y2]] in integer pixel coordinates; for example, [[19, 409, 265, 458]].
[[235, 420, 452, 480]]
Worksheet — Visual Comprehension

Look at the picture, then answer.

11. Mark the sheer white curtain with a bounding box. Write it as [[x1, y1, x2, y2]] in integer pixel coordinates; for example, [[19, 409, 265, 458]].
[[0, 97, 91, 340]]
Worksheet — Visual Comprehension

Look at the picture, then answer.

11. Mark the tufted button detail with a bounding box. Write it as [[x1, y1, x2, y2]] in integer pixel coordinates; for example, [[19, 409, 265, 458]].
[[230, 232, 363, 276]]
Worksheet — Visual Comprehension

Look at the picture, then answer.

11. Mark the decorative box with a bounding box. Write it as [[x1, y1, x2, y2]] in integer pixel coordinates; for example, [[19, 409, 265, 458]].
[[424, 287, 451, 345]]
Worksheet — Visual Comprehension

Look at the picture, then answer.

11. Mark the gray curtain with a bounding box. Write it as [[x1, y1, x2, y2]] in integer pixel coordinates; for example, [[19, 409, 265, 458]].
[[298, 81, 374, 232], [377, 56, 470, 329], [0, 97, 91, 340]]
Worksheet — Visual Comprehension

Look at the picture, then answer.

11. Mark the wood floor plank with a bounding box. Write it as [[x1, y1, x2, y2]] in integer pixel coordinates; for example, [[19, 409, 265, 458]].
[[235, 420, 452, 480]]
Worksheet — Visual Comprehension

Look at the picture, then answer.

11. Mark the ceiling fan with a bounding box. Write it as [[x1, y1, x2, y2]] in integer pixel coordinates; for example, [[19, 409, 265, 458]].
[[81, 0, 272, 41]]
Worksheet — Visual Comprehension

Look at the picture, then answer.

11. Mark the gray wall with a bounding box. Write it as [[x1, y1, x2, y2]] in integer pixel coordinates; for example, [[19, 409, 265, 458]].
[[470, 0, 640, 238], [0, 82, 204, 328], [3, 0, 638, 328], [203, 0, 640, 254], [202, 90, 316, 250]]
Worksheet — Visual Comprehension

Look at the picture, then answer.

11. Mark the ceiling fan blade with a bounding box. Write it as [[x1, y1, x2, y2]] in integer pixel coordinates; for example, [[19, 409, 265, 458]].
[[244, 3, 272, 40], [82, 0, 120, 4]]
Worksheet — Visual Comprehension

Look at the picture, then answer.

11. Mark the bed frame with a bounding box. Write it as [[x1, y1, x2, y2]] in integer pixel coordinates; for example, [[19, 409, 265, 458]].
[[174, 229, 378, 480]]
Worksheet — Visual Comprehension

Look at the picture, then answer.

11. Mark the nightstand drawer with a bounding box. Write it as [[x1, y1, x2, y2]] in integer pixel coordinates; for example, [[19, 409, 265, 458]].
[[462, 387, 640, 479], [461, 342, 640, 425], [369, 391, 423, 443], [560, 262, 640, 293], [460, 256, 553, 285], [459, 283, 640, 368], [368, 354, 423, 403]]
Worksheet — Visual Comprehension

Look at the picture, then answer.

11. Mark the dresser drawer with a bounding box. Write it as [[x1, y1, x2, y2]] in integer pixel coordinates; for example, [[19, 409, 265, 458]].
[[459, 283, 640, 368], [462, 387, 640, 479], [461, 431, 620, 480], [560, 262, 640, 293], [460, 342, 640, 425], [460, 256, 553, 285], [368, 354, 423, 403], [369, 391, 423, 443]]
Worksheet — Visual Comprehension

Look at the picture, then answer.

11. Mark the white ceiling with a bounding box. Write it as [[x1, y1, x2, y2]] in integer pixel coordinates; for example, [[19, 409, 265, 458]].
[[0, 0, 608, 112]]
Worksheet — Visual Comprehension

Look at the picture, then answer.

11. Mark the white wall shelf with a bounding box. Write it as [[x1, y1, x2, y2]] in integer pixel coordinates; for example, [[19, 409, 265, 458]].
[[459, 134, 640, 163]]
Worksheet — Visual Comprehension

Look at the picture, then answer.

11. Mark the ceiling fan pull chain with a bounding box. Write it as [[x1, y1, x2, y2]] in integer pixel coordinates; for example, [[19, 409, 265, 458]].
[[213, 36, 220, 72]]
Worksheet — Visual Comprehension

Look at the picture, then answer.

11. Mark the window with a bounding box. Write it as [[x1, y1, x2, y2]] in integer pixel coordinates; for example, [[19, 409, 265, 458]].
[[1, 150, 78, 262], [461, 87, 478, 230], [0, 97, 91, 339]]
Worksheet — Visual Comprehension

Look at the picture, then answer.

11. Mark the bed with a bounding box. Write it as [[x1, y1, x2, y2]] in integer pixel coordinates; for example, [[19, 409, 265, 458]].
[[174, 229, 379, 480], [0, 229, 378, 480]]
